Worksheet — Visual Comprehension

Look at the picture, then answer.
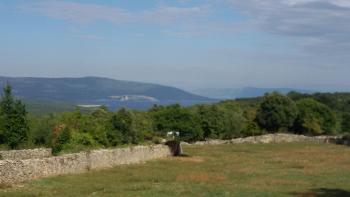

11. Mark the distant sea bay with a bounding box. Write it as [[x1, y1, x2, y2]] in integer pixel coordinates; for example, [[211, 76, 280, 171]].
[[77, 99, 217, 111]]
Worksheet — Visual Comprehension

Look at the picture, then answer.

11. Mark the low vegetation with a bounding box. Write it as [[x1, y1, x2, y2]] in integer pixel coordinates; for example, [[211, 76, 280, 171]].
[[0, 85, 349, 153], [0, 143, 349, 196]]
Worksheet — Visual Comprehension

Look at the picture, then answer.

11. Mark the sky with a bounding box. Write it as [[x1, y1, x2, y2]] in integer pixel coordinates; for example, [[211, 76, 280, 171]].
[[1, 0, 350, 91]]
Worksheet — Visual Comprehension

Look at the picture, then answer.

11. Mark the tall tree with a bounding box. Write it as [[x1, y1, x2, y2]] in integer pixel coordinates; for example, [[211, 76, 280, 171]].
[[108, 108, 140, 145], [196, 104, 225, 139], [294, 98, 336, 135], [0, 84, 29, 148], [342, 113, 350, 133], [256, 92, 298, 132], [152, 104, 203, 142]]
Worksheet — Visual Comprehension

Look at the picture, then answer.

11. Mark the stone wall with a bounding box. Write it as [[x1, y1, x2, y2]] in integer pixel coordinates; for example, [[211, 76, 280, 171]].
[[0, 148, 52, 160], [0, 145, 171, 185], [88, 145, 172, 170], [191, 134, 348, 145]]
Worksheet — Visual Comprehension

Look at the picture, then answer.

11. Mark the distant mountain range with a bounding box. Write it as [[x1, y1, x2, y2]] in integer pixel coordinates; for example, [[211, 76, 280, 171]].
[[0, 76, 318, 113], [0, 76, 213, 112], [192, 87, 313, 99]]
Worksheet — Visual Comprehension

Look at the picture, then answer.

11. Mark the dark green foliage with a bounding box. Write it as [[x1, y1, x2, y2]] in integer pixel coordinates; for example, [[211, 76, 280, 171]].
[[0, 85, 29, 149], [196, 105, 225, 139], [0, 83, 347, 153], [108, 108, 141, 145], [288, 92, 350, 114], [52, 127, 71, 154], [294, 99, 337, 135], [133, 111, 154, 141], [256, 92, 298, 132], [221, 109, 245, 139], [28, 114, 56, 146], [194, 102, 245, 139], [151, 104, 203, 142], [242, 109, 262, 136], [341, 113, 350, 133]]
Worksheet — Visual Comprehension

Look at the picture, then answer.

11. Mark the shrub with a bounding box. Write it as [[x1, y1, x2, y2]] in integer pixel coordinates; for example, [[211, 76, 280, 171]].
[[70, 132, 97, 147], [52, 127, 71, 154], [107, 129, 123, 146], [151, 136, 164, 144]]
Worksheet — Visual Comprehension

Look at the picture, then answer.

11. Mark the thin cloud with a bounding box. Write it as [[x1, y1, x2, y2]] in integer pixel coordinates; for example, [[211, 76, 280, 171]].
[[227, 0, 350, 52], [20, 0, 209, 25], [21, 1, 132, 24], [19, 0, 350, 55]]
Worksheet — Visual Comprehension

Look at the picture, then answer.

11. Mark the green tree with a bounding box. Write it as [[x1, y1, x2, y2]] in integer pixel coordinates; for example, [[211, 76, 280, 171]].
[[0, 85, 29, 148], [152, 104, 203, 142], [52, 127, 71, 154], [133, 111, 154, 141], [108, 108, 140, 145], [28, 113, 57, 146], [294, 98, 337, 135], [196, 105, 225, 139], [221, 109, 245, 139], [256, 92, 298, 132], [342, 113, 350, 133], [242, 108, 261, 136]]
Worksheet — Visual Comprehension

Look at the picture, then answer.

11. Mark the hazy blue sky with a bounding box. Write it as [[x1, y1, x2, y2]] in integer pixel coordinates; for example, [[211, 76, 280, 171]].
[[1, 0, 350, 91]]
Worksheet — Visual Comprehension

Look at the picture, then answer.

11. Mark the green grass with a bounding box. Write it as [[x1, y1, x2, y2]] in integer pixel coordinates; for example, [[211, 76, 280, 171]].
[[1, 143, 350, 197]]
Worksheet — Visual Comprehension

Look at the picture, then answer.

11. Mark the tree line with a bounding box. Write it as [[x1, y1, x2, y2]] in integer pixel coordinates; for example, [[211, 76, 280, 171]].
[[0, 85, 349, 153]]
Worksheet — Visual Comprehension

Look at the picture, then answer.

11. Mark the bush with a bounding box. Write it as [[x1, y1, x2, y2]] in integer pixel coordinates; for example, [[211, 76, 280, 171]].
[[52, 127, 71, 154], [70, 132, 97, 147], [151, 136, 164, 144], [107, 129, 123, 146]]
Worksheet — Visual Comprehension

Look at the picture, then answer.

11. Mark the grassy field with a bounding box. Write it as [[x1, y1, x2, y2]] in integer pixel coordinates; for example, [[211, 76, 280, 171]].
[[1, 143, 350, 197]]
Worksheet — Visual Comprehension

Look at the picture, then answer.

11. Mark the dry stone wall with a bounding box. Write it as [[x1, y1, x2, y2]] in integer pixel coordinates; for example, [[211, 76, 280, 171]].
[[88, 145, 172, 170], [0, 148, 52, 160], [191, 134, 347, 145], [0, 145, 171, 185], [0, 152, 88, 184]]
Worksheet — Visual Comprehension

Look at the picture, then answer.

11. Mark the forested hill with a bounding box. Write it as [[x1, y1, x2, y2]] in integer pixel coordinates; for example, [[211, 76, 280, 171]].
[[0, 76, 210, 102], [234, 91, 350, 114], [193, 87, 312, 99]]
